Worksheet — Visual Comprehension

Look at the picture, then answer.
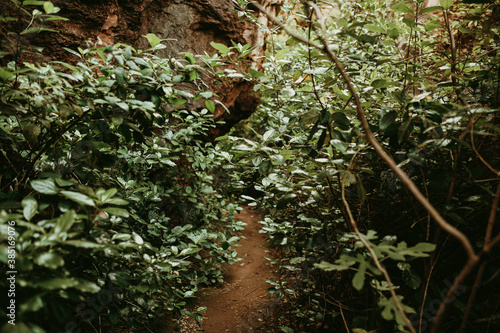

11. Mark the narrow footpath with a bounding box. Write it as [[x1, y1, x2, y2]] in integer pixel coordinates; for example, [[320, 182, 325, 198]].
[[181, 207, 278, 333]]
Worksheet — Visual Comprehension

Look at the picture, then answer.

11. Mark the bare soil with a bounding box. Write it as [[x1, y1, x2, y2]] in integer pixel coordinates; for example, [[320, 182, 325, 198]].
[[180, 207, 280, 333]]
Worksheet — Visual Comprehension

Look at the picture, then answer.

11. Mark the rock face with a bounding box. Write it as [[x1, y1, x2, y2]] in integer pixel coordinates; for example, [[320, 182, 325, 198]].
[[1, 0, 282, 137]]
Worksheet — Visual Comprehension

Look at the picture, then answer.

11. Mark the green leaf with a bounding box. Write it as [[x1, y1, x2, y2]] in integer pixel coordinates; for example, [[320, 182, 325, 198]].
[[364, 24, 385, 33], [31, 178, 59, 195], [63, 240, 101, 248], [54, 210, 76, 235], [249, 68, 265, 78], [357, 179, 367, 204], [183, 52, 196, 64], [379, 296, 415, 326], [419, 6, 442, 14], [124, 46, 133, 60], [440, 0, 453, 10], [22, 196, 37, 221], [144, 33, 162, 48], [35, 252, 64, 269], [391, 2, 414, 14], [458, 26, 471, 33], [43, 1, 54, 14], [425, 20, 441, 32], [379, 111, 397, 130], [60, 191, 95, 206], [210, 42, 231, 55], [205, 99, 216, 113], [0, 68, 14, 81], [105, 198, 129, 205], [188, 70, 199, 81], [44, 15, 69, 22], [19, 294, 44, 313], [267, 287, 277, 294], [0, 322, 33, 333], [102, 207, 129, 217], [22, 1, 46, 5], [35, 278, 100, 293], [187, 232, 205, 245], [398, 118, 414, 144], [404, 242, 436, 255], [132, 232, 144, 245], [402, 17, 416, 28], [263, 129, 275, 142], [314, 260, 352, 271], [21, 27, 42, 35], [114, 67, 127, 87], [387, 28, 400, 39], [331, 112, 350, 130], [341, 170, 356, 186], [353, 261, 366, 290], [97, 188, 117, 203], [372, 79, 388, 88], [352, 329, 372, 333], [200, 91, 213, 99], [190, 312, 203, 322], [169, 97, 187, 106], [135, 58, 150, 68]]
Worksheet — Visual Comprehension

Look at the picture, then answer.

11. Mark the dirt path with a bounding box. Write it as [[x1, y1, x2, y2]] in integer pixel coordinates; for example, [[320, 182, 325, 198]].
[[181, 207, 278, 333]]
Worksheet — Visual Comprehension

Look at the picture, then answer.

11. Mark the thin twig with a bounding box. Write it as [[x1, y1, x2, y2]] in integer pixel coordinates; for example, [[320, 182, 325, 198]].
[[339, 304, 350, 333]]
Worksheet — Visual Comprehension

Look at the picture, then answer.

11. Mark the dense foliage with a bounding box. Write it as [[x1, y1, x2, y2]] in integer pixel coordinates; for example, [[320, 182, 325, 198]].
[[0, 2, 243, 332], [1, 0, 500, 332], [222, 0, 500, 332]]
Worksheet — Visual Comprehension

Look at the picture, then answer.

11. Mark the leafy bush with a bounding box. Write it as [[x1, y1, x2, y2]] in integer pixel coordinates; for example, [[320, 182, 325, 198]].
[[0, 3, 243, 331], [223, 0, 500, 332]]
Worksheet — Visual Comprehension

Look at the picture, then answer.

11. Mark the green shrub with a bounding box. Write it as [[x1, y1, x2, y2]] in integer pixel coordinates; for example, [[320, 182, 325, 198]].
[[224, 0, 500, 332], [0, 11, 242, 330]]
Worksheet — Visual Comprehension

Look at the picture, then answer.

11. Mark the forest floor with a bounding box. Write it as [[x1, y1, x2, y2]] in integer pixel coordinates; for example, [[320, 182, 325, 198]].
[[179, 207, 281, 333]]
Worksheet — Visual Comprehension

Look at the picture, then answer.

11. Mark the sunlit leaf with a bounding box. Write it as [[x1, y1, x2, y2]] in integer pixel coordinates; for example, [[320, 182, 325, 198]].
[[22, 196, 37, 221], [210, 42, 230, 55], [60, 191, 96, 206], [31, 178, 59, 195], [35, 252, 64, 269]]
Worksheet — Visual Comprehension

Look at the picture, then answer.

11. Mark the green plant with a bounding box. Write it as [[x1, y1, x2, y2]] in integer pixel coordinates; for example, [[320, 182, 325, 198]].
[[221, 0, 500, 332], [0, 18, 243, 331]]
